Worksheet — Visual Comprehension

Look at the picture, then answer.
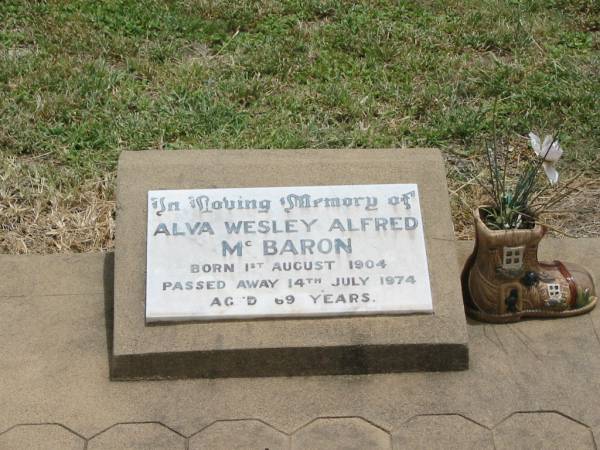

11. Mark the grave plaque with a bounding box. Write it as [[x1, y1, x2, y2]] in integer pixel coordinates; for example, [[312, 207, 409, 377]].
[[112, 149, 469, 380], [146, 184, 433, 322]]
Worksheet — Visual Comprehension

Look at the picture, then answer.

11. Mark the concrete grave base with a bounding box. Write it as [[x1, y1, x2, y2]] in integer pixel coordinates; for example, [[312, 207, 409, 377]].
[[112, 149, 468, 379], [1, 238, 599, 449]]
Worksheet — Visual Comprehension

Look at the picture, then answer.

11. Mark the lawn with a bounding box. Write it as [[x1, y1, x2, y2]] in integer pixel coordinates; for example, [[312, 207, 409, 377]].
[[1, 0, 599, 253]]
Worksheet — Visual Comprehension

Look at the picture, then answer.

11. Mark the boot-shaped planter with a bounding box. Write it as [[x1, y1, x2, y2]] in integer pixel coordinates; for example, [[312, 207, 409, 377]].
[[462, 208, 597, 323]]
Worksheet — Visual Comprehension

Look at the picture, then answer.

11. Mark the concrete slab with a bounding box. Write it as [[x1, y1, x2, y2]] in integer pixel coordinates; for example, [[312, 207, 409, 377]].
[[0, 425, 84, 450], [392, 415, 494, 449], [493, 412, 594, 450], [292, 418, 391, 450], [189, 420, 289, 450], [113, 149, 468, 379], [87, 423, 186, 450], [1, 238, 599, 449]]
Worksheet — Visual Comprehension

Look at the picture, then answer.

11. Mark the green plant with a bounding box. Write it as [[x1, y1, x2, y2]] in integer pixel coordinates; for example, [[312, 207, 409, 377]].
[[2, 0, 599, 253], [480, 129, 563, 230]]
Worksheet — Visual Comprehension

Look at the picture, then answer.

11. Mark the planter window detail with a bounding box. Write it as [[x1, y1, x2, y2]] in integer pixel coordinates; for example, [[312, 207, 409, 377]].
[[547, 283, 562, 300], [502, 246, 524, 269]]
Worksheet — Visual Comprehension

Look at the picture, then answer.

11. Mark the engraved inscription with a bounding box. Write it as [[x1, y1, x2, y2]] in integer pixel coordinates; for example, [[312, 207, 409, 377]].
[[145, 184, 432, 321]]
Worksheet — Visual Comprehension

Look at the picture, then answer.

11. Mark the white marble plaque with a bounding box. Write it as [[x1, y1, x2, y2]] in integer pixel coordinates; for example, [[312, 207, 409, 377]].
[[146, 184, 433, 322]]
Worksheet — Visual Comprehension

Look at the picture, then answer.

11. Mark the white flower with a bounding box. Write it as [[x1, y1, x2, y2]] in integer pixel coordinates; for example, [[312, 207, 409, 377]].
[[529, 132, 563, 185]]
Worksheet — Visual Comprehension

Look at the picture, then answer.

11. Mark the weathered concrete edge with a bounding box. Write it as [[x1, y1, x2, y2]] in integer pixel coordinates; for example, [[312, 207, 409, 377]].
[[110, 342, 469, 380]]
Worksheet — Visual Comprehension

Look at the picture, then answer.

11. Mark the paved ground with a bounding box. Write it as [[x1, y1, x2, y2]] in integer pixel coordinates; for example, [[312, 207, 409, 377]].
[[1, 238, 600, 449]]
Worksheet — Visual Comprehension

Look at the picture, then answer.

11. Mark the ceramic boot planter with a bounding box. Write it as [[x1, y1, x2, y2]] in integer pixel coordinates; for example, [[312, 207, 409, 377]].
[[461, 208, 597, 323]]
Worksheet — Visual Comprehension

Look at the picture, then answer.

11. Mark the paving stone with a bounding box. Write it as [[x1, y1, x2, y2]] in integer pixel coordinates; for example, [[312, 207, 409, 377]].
[[189, 419, 289, 450], [1, 238, 600, 444], [0, 424, 84, 450], [393, 414, 493, 449], [87, 423, 185, 450], [591, 424, 600, 447], [493, 412, 594, 450], [292, 417, 391, 450]]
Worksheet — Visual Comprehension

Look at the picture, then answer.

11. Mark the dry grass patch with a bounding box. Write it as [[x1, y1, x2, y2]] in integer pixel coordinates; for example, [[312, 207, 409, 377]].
[[447, 150, 600, 240], [0, 156, 115, 254], [1, 150, 597, 254]]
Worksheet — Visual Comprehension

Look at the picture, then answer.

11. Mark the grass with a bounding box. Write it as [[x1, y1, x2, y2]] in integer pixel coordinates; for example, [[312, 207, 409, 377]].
[[1, 0, 599, 253]]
